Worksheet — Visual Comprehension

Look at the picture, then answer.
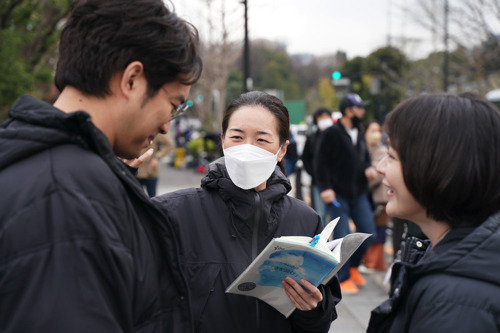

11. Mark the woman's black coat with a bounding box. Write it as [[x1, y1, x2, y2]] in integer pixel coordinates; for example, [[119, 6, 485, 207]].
[[154, 158, 341, 333]]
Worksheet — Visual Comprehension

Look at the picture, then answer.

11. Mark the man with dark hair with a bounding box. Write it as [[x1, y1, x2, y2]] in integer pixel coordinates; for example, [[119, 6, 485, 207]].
[[301, 108, 333, 222], [315, 93, 377, 294], [0, 1, 202, 332]]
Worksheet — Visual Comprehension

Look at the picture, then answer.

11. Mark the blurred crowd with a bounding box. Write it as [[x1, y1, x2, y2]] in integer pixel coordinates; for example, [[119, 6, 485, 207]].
[[156, 93, 425, 296], [3, 0, 500, 332], [283, 94, 425, 295]]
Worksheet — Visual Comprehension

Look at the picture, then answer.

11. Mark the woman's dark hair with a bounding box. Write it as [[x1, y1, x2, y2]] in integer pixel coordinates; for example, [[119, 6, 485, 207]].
[[364, 120, 381, 132], [385, 92, 500, 227], [222, 91, 290, 174], [312, 108, 332, 125], [55, 0, 202, 98]]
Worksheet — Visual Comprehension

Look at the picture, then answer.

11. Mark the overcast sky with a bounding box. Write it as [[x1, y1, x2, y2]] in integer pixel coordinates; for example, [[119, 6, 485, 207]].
[[174, 0, 440, 59]]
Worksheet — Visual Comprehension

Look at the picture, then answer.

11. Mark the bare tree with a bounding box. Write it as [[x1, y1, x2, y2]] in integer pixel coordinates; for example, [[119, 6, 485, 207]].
[[190, 0, 241, 132], [411, 0, 500, 94]]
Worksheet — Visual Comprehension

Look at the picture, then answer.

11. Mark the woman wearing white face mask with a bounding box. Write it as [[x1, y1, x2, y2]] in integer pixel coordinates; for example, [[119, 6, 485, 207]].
[[362, 121, 390, 271], [301, 108, 333, 224], [153, 91, 341, 333]]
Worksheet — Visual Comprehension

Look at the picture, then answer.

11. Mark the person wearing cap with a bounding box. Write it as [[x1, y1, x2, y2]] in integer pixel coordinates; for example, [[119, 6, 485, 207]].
[[314, 93, 377, 294]]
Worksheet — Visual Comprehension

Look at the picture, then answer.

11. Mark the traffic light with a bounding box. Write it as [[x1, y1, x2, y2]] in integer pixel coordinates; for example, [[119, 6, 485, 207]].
[[332, 71, 342, 80], [331, 71, 350, 89]]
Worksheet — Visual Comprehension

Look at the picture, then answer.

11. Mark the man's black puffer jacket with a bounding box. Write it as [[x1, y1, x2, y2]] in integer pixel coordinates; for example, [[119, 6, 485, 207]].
[[0, 95, 191, 333]]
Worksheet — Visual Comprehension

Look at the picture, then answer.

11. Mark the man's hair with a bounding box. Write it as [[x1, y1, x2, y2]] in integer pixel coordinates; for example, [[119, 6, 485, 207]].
[[339, 98, 350, 115], [385, 93, 500, 227], [55, 0, 202, 98]]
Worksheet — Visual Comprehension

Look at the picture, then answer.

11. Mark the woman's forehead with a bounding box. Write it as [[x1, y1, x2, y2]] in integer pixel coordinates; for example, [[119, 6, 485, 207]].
[[228, 106, 278, 134]]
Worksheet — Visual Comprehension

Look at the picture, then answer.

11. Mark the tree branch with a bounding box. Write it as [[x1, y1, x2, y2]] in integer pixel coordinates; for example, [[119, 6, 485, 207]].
[[0, 0, 25, 29]]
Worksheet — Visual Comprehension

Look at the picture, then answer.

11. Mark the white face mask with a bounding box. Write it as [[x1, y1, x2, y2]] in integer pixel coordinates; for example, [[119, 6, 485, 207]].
[[223, 144, 281, 190], [317, 118, 334, 131], [366, 131, 382, 146]]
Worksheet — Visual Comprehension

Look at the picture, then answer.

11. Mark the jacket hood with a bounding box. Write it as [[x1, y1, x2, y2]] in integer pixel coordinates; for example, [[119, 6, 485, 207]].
[[200, 157, 292, 238], [0, 95, 111, 171], [412, 212, 500, 286]]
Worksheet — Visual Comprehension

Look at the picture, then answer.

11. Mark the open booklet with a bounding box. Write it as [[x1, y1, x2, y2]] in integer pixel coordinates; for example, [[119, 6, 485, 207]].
[[225, 217, 370, 318]]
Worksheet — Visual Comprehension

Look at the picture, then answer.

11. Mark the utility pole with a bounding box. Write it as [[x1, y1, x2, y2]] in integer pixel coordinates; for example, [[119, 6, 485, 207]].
[[242, 0, 251, 92], [386, 0, 392, 47], [443, 0, 449, 92]]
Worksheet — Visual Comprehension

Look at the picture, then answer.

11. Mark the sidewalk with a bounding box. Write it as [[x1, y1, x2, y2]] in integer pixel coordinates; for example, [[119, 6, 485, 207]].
[[157, 163, 202, 194], [329, 268, 389, 332], [156, 164, 392, 333]]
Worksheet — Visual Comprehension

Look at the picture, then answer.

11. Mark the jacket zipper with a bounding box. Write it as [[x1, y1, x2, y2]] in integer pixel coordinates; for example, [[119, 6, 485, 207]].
[[252, 191, 262, 332]]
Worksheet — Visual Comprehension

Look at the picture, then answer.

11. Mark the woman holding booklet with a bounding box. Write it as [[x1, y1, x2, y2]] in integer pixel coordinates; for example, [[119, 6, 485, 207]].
[[153, 91, 341, 333], [368, 93, 500, 332]]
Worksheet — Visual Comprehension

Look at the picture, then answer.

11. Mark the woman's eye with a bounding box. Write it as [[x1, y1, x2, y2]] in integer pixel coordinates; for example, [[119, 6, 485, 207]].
[[388, 153, 398, 161]]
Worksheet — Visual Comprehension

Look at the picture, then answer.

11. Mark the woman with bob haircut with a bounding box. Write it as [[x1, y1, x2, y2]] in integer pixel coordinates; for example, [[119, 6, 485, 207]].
[[154, 91, 341, 333], [368, 92, 500, 332]]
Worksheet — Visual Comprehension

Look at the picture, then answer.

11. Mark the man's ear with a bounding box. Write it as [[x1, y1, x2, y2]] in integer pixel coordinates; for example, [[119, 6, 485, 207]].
[[277, 140, 289, 162], [120, 61, 144, 99], [345, 106, 352, 117]]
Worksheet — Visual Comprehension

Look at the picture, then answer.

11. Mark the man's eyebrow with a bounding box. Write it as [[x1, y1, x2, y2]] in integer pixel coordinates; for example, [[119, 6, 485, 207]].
[[174, 94, 186, 106]]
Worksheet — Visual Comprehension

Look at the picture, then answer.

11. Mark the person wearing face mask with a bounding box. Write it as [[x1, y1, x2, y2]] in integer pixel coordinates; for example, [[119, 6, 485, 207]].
[[362, 121, 390, 271], [153, 91, 341, 333], [301, 108, 333, 223], [314, 93, 377, 294]]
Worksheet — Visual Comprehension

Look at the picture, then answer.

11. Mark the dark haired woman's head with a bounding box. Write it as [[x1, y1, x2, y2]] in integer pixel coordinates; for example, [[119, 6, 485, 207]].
[[365, 120, 382, 147], [313, 108, 332, 125], [222, 91, 290, 174], [384, 93, 500, 227], [55, 0, 202, 98], [222, 91, 290, 146]]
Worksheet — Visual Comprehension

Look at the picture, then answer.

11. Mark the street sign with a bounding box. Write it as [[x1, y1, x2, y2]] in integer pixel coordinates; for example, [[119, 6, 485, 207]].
[[331, 78, 351, 86]]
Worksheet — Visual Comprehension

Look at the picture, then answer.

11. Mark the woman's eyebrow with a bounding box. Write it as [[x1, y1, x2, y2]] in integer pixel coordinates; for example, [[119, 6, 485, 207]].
[[227, 128, 272, 136], [256, 130, 272, 136]]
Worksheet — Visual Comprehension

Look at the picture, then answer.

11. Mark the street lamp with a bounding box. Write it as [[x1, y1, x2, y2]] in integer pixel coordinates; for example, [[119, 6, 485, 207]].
[[242, 0, 251, 92]]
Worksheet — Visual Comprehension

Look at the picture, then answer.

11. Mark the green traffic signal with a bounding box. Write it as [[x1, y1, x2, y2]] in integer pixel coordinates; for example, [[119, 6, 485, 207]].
[[332, 71, 342, 80]]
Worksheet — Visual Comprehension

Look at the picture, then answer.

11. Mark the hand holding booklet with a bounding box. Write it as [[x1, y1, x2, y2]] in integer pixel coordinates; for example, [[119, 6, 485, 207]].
[[225, 218, 370, 317]]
